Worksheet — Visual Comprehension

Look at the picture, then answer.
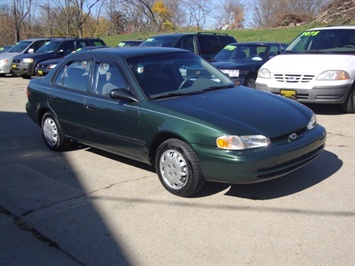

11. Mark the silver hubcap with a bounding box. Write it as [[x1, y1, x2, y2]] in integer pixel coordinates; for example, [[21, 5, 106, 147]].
[[43, 117, 58, 146], [159, 149, 188, 190]]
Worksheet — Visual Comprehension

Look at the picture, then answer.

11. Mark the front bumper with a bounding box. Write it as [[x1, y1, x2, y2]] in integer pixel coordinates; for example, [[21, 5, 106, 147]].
[[0, 62, 11, 74], [11, 62, 35, 77], [256, 81, 353, 104], [194, 125, 326, 184]]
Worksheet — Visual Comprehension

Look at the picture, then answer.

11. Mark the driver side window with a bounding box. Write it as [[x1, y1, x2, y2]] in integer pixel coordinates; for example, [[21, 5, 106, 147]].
[[93, 62, 127, 96]]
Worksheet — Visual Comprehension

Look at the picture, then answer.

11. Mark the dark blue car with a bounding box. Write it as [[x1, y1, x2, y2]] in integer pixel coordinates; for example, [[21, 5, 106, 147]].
[[211, 42, 288, 88]]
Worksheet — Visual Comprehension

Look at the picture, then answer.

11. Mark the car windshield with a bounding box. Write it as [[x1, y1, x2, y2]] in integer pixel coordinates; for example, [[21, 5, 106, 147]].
[[285, 29, 355, 54], [139, 36, 180, 47], [213, 44, 268, 62], [127, 52, 234, 100], [7, 41, 32, 53], [36, 41, 61, 53]]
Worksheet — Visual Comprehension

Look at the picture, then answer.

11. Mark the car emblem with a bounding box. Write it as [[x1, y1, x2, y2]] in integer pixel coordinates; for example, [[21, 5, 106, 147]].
[[286, 76, 296, 81], [196, 71, 201, 75], [288, 133, 298, 142]]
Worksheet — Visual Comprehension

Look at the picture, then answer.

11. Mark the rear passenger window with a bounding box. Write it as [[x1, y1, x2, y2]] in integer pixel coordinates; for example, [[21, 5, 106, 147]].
[[196, 35, 220, 54], [218, 36, 237, 48], [54, 59, 91, 91]]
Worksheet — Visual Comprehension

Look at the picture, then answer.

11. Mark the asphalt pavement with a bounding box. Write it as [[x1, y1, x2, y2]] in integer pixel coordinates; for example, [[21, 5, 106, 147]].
[[0, 75, 354, 266]]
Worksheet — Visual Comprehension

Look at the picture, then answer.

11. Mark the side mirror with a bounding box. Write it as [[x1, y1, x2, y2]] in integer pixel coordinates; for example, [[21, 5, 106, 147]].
[[110, 89, 137, 102], [28, 48, 34, 54]]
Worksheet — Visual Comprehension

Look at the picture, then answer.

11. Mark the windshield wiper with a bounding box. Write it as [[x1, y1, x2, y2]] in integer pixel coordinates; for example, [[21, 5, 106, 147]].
[[151, 85, 234, 100], [200, 85, 234, 92]]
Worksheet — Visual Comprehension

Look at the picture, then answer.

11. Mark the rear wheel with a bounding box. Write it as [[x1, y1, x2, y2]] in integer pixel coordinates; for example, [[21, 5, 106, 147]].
[[155, 139, 205, 197], [41, 112, 69, 151], [341, 86, 355, 113]]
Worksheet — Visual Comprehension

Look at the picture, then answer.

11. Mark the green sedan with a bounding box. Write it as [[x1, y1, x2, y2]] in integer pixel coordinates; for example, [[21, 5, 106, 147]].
[[26, 47, 326, 197]]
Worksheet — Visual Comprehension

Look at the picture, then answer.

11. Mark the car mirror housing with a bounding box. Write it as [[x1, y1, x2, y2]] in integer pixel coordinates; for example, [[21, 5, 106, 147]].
[[110, 89, 137, 102]]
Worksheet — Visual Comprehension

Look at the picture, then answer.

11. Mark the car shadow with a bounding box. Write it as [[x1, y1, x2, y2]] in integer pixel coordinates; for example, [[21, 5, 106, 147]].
[[193, 150, 341, 199], [304, 103, 344, 115], [225, 150, 341, 199], [86, 143, 342, 200]]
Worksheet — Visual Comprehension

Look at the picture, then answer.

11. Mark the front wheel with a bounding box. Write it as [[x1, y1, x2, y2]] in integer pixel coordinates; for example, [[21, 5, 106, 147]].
[[41, 112, 69, 151], [155, 139, 205, 197]]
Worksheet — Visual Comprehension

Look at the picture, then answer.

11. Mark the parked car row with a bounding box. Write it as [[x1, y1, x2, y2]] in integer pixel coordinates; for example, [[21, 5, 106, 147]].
[[3, 26, 354, 113]]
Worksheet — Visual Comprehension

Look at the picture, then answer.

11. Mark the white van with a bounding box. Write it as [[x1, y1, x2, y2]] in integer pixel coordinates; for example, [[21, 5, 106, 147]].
[[255, 25, 355, 113]]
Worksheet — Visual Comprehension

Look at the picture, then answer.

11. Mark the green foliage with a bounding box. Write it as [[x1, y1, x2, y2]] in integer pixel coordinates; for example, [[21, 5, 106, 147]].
[[101, 23, 327, 47]]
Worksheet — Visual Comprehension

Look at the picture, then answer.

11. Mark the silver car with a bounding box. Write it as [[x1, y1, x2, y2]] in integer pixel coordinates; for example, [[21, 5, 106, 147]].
[[0, 38, 50, 76]]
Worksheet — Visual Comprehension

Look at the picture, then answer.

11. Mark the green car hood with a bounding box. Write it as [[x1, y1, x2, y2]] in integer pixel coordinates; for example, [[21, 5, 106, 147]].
[[150, 86, 312, 137]]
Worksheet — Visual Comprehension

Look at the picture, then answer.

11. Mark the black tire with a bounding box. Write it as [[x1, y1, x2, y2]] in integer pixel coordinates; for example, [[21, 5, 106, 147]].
[[41, 112, 69, 151], [155, 139, 205, 197], [341, 87, 355, 113], [244, 75, 257, 88], [22, 74, 31, 79]]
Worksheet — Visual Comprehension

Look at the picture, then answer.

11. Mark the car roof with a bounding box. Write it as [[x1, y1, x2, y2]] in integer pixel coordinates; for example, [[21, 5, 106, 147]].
[[307, 25, 355, 31], [69, 47, 189, 58], [147, 32, 232, 38], [226, 42, 287, 46], [20, 37, 53, 41]]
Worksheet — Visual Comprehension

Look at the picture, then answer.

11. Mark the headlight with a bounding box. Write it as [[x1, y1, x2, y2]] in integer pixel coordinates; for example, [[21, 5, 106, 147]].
[[48, 64, 57, 69], [23, 58, 34, 63], [216, 135, 270, 150], [258, 68, 271, 79], [220, 69, 239, 77], [307, 112, 317, 130], [317, 70, 350, 81]]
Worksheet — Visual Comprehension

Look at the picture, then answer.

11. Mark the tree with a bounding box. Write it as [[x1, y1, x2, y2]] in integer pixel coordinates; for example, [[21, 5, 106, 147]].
[[183, 0, 213, 30], [12, 0, 32, 42], [215, 0, 245, 29], [152, 0, 174, 31]]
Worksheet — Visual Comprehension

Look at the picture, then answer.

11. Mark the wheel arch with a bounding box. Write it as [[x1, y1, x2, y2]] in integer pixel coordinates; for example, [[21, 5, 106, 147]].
[[148, 132, 188, 167]]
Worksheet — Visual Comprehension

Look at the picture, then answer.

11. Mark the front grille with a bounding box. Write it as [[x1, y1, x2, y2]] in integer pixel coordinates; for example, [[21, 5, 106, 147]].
[[270, 127, 307, 142], [274, 74, 315, 83]]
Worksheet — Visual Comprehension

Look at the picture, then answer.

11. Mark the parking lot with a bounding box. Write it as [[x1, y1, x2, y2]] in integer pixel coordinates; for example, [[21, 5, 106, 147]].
[[0, 76, 354, 265]]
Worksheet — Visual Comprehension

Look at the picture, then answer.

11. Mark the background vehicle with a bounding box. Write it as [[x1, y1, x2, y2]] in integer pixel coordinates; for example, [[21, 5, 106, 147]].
[[211, 42, 287, 88], [25, 47, 325, 197], [139, 32, 236, 61], [0, 45, 12, 54], [256, 25, 355, 113], [117, 40, 143, 47], [35, 46, 107, 76], [11, 38, 106, 78], [0, 38, 50, 76]]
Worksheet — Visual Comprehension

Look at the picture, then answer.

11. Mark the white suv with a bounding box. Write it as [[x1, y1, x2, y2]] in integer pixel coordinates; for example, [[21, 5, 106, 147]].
[[255, 25, 355, 113]]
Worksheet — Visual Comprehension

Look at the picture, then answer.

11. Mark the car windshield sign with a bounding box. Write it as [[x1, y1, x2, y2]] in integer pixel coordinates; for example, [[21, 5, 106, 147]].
[[127, 52, 234, 100], [285, 29, 355, 54], [214, 44, 267, 61]]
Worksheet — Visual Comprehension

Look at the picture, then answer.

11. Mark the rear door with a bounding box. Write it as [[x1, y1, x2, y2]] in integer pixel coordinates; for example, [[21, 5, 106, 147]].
[[49, 56, 92, 139]]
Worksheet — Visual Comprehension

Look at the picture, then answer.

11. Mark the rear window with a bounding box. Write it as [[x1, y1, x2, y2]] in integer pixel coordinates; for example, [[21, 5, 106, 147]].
[[218, 36, 237, 48], [139, 36, 180, 47]]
